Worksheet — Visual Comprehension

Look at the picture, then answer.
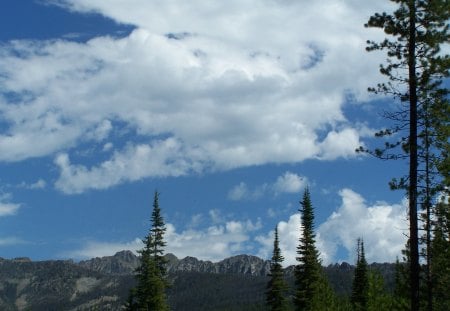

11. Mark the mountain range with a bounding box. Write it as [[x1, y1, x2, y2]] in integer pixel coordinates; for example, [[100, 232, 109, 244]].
[[0, 251, 395, 310]]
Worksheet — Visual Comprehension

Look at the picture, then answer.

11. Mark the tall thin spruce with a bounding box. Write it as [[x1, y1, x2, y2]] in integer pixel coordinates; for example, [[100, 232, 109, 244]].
[[294, 188, 323, 311], [266, 225, 288, 311], [125, 191, 170, 311]]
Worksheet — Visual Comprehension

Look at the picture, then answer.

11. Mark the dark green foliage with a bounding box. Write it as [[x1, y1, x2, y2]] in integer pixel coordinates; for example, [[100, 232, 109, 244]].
[[294, 188, 334, 310], [0, 252, 402, 310], [127, 191, 170, 310], [392, 258, 410, 311], [351, 239, 368, 311], [431, 201, 450, 311], [363, 1, 450, 309], [367, 270, 393, 311], [266, 226, 288, 311], [169, 272, 270, 311], [150, 191, 168, 276]]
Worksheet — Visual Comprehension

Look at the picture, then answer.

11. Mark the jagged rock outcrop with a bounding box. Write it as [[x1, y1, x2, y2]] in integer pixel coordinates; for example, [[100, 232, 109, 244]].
[[78, 250, 140, 275], [79, 252, 271, 277]]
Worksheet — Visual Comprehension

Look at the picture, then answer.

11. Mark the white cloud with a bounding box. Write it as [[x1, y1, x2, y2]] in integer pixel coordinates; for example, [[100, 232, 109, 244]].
[[318, 189, 408, 264], [54, 138, 203, 194], [273, 171, 307, 194], [66, 215, 263, 262], [65, 238, 143, 259], [18, 179, 47, 190], [227, 182, 267, 201], [228, 171, 307, 201], [0, 194, 21, 217], [0, 1, 392, 193], [228, 182, 251, 201], [256, 189, 408, 265]]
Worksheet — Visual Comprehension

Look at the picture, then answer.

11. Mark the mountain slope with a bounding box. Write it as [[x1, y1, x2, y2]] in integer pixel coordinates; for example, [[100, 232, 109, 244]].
[[0, 252, 395, 310]]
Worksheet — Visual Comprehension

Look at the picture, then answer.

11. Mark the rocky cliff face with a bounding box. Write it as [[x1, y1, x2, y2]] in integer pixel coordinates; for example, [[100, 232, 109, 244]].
[[78, 250, 140, 275], [78, 251, 271, 277]]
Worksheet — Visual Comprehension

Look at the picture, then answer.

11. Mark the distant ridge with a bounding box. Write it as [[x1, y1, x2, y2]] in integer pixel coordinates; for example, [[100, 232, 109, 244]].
[[0, 251, 396, 310], [79, 251, 271, 276]]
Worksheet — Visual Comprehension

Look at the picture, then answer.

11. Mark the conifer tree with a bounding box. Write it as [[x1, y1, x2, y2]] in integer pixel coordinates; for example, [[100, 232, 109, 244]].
[[361, 1, 449, 309], [351, 238, 368, 311], [266, 226, 288, 311], [150, 191, 168, 277], [367, 270, 394, 311], [126, 191, 170, 311], [431, 200, 450, 311], [392, 256, 410, 311], [294, 188, 333, 310]]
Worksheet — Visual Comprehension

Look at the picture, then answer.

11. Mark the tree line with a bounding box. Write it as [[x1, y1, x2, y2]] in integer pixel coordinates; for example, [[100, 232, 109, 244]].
[[123, 186, 449, 310]]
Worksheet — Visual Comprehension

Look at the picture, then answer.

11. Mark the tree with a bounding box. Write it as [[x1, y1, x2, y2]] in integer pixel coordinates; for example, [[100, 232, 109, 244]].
[[367, 270, 394, 311], [431, 200, 450, 311], [362, 1, 449, 310], [294, 188, 334, 310], [149, 191, 168, 277], [266, 225, 289, 311], [351, 238, 368, 311], [126, 191, 170, 311]]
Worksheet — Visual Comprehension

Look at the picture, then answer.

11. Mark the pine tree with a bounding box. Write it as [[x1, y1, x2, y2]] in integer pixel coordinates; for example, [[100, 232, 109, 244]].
[[351, 238, 368, 311], [294, 188, 333, 310], [361, 1, 449, 309], [367, 270, 394, 311], [431, 201, 450, 311], [392, 256, 410, 311], [126, 191, 170, 311], [150, 191, 168, 277], [266, 226, 288, 311]]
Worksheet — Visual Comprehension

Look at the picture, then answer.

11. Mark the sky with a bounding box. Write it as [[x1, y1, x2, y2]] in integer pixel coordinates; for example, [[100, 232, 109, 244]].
[[0, 0, 412, 266]]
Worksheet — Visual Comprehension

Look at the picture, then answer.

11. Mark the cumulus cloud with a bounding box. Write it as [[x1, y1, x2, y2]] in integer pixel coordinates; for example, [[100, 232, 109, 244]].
[[318, 189, 408, 264], [273, 171, 307, 194], [54, 138, 204, 194], [0, 194, 21, 217], [0, 1, 392, 193], [65, 238, 143, 259], [256, 189, 408, 265], [228, 171, 307, 201], [66, 215, 263, 261]]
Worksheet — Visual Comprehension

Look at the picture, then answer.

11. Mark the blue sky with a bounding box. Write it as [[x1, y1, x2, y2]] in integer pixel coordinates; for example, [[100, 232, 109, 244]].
[[0, 0, 410, 265]]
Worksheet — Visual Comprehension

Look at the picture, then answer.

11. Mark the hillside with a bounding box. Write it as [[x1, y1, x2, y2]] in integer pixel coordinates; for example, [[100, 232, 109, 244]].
[[0, 252, 395, 310]]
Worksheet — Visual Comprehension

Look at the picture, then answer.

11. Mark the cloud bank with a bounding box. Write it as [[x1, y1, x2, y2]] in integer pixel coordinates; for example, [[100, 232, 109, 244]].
[[68, 189, 407, 264], [257, 189, 407, 265], [0, 1, 391, 193]]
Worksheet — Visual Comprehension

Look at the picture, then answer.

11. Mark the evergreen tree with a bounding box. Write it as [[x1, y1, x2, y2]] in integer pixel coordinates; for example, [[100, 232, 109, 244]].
[[294, 188, 333, 310], [126, 191, 170, 311], [367, 270, 394, 311], [150, 191, 168, 277], [392, 257, 410, 311], [351, 239, 368, 311], [361, 1, 449, 309], [266, 226, 288, 311], [431, 200, 450, 311]]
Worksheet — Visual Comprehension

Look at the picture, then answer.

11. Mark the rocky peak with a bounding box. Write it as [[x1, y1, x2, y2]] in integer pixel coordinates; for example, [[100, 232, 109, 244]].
[[78, 251, 140, 275], [217, 254, 270, 276]]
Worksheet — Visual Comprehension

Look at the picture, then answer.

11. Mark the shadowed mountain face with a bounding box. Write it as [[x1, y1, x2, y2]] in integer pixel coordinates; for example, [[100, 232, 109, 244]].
[[0, 252, 395, 310]]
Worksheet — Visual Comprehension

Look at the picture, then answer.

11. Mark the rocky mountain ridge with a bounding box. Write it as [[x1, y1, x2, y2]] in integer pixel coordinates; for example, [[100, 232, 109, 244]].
[[79, 250, 272, 276], [0, 251, 395, 310]]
